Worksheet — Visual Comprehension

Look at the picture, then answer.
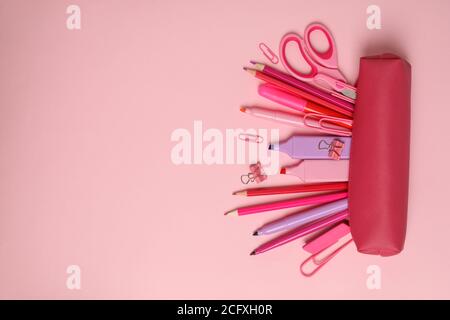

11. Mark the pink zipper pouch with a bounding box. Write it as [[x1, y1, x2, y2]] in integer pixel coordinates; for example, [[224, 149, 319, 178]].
[[348, 54, 411, 256]]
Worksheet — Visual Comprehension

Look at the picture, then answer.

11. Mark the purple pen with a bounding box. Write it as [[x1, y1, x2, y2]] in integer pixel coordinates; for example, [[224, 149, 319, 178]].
[[269, 136, 351, 160], [253, 198, 348, 236]]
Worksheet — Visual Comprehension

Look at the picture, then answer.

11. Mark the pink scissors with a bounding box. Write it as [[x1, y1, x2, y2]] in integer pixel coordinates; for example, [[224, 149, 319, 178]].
[[279, 23, 357, 102]]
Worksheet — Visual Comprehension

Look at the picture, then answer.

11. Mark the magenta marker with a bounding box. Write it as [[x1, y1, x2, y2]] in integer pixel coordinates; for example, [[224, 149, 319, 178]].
[[269, 136, 351, 160]]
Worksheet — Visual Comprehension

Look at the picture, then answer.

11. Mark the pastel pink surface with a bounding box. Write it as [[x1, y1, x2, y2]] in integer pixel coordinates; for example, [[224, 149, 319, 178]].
[[0, 0, 450, 299]]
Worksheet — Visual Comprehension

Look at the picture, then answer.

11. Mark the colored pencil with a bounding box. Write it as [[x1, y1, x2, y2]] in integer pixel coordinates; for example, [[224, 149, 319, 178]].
[[233, 182, 348, 197], [250, 210, 349, 255], [251, 62, 355, 112], [244, 68, 353, 118], [224, 192, 347, 216], [258, 82, 350, 121]]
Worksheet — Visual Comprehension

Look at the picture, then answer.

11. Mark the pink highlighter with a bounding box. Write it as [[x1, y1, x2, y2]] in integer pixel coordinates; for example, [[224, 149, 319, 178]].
[[281, 160, 349, 183], [258, 83, 310, 113]]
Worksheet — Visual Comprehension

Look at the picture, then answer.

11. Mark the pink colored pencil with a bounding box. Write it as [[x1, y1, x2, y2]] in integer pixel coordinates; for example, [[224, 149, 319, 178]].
[[224, 192, 347, 216], [251, 61, 355, 112], [250, 210, 349, 255]]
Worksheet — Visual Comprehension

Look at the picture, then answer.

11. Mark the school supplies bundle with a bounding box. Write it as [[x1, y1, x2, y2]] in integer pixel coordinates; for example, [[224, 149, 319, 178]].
[[227, 22, 411, 276]]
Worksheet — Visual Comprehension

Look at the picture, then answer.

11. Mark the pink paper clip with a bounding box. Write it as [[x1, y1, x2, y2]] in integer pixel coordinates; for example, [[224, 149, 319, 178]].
[[318, 138, 345, 160], [238, 133, 264, 144], [240, 161, 267, 184], [300, 223, 352, 277], [259, 43, 279, 64], [303, 113, 352, 136]]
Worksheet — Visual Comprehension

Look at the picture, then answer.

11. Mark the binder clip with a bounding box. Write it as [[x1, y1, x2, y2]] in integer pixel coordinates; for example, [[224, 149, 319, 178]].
[[241, 161, 267, 184], [318, 138, 346, 160]]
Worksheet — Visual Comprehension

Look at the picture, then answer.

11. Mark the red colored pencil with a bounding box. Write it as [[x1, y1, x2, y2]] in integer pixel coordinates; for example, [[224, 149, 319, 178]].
[[244, 68, 353, 118], [250, 210, 349, 255], [233, 182, 348, 197]]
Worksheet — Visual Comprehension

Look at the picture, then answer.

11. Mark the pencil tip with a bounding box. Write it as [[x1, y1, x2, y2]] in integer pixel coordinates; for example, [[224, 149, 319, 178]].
[[240, 106, 246, 113], [253, 63, 264, 71], [268, 144, 273, 150], [250, 251, 256, 256], [224, 209, 237, 216], [232, 190, 245, 196], [252, 231, 258, 236], [244, 68, 256, 75], [280, 167, 286, 174]]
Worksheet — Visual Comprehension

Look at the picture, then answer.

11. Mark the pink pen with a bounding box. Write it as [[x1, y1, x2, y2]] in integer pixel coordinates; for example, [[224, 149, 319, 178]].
[[240, 106, 306, 127], [258, 83, 349, 120], [281, 160, 349, 183]]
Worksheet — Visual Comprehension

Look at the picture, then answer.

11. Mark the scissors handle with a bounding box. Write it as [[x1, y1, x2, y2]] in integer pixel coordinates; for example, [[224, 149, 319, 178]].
[[279, 33, 318, 81], [304, 23, 339, 70]]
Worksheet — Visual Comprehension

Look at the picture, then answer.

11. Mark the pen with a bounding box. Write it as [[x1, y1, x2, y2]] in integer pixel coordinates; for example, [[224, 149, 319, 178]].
[[258, 83, 351, 126], [250, 210, 349, 255]]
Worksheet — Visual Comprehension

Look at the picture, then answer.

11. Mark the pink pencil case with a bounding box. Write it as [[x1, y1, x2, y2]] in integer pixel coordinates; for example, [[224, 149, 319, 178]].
[[349, 54, 411, 255], [301, 54, 411, 274]]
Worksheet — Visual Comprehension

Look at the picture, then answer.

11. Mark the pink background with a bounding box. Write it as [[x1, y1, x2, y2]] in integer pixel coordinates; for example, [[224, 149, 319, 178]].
[[1, 0, 449, 299]]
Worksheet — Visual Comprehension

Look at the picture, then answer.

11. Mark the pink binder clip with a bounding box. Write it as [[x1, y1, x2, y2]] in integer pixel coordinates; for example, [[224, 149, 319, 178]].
[[241, 161, 267, 184], [300, 222, 353, 277], [259, 43, 279, 64], [318, 138, 345, 160]]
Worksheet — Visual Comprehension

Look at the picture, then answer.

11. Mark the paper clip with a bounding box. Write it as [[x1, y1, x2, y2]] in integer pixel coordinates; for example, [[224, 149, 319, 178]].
[[240, 161, 267, 184], [239, 133, 264, 144], [303, 113, 352, 136], [259, 43, 279, 64], [300, 238, 353, 277], [300, 222, 352, 277], [318, 138, 345, 160]]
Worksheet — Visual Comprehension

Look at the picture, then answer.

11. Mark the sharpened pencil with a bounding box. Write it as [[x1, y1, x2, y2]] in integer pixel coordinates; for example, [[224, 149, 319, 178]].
[[243, 67, 353, 119], [224, 192, 347, 216], [233, 182, 348, 197]]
